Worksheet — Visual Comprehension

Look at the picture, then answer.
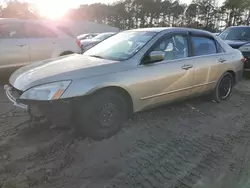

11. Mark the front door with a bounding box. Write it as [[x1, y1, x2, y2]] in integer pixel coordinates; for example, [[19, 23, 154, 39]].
[[139, 33, 194, 108], [0, 22, 29, 70]]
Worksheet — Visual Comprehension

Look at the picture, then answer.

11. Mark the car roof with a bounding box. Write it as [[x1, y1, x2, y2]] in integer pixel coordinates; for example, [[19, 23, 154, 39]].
[[227, 25, 250, 28], [127, 27, 213, 35], [0, 18, 50, 24]]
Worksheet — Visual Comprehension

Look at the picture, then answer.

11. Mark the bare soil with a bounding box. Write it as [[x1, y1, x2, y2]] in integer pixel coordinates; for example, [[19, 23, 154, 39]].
[[1, 83, 250, 188]]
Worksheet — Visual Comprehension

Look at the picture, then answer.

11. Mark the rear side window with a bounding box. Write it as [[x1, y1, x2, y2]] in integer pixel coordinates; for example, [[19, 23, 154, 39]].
[[191, 36, 217, 56], [26, 23, 57, 38], [0, 22, 26, 39]]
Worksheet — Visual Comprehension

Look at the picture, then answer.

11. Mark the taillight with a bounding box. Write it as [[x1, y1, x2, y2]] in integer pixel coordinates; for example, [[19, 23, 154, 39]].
[[241, 57, 247, 63], [76, 39, 81, 48]]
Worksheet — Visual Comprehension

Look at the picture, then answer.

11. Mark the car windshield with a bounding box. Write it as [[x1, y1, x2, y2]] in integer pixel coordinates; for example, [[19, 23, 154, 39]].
[[84, 31, 157, 61], [219, 27, 250, 41], [92, 33, 115, 40]]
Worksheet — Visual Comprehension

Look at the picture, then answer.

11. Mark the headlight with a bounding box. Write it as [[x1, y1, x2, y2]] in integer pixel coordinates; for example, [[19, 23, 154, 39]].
[[239, 44, 250, 52], [20, 81, 71, 100]]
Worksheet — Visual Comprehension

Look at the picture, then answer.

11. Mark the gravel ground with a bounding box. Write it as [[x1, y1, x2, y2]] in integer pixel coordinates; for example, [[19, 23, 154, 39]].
[[1, 82, 250, 188]]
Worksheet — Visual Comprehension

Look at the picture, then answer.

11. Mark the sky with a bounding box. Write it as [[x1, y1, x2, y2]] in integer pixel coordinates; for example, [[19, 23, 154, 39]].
[[27, 0, 192, 8], [23, 0, 193, 19], [24, 0, 192, 19]]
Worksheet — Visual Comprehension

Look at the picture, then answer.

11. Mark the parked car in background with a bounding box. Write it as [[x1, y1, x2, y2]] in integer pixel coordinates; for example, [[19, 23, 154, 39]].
[[219, 26, 250, 69], [80, 32, 117, 51], [0, 18, 82, 73], [77, 33, 99, 40], [5, 27, 244, 140]]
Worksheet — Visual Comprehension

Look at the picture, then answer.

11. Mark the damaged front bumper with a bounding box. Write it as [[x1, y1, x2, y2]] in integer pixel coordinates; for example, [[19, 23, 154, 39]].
[[4, 85, 73, 126], [4, 84, 28, 110]]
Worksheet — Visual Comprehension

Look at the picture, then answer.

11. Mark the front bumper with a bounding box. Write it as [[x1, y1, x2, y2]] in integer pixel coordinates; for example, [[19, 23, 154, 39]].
[[4, 85, 28, 110], [4, 85, 73, 126]]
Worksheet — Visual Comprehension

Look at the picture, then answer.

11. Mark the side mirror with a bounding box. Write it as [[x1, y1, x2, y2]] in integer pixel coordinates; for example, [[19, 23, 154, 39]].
[[148, 51, 165, 63]]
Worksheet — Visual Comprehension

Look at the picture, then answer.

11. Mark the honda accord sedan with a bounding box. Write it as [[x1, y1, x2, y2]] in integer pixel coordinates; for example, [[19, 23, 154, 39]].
[[5, 27, 244, 140]]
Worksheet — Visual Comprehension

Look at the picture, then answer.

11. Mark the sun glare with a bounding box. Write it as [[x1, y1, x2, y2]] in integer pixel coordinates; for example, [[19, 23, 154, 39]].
[[35, 1, 70, 20]]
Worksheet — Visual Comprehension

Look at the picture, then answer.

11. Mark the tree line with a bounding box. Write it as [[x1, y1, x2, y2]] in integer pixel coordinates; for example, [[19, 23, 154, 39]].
[[1, 0, 250, 32]]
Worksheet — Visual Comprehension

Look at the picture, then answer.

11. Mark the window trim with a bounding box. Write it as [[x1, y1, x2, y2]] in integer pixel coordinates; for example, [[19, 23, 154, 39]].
[[140, 31, 190, 65]]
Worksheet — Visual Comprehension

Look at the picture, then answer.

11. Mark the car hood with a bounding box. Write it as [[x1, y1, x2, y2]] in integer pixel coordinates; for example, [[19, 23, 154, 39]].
[[9, 54, 128, 91], [224, 40, 250, 49]]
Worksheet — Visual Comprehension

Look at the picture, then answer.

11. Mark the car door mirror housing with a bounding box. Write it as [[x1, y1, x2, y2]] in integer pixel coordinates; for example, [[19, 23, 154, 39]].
[[144, 51, 165, 64]]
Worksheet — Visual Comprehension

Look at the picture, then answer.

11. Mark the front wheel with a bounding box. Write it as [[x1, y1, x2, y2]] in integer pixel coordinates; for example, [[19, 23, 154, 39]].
[[74, 90, 129, 140], [212, 72, 233, 103]]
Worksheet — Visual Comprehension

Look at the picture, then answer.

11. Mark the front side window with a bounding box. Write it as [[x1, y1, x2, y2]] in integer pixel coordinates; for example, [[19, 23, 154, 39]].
[[84, 31, 157, 61], [150, 34, 189, 61], [26, 23, 57, 38], [191, 36, 217, 56], [219, 27, 250, 41], [0, 22, 26, 39]]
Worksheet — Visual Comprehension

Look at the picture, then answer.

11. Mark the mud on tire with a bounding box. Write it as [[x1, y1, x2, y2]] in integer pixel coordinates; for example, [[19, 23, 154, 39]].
[[73, 89, 129, 140]]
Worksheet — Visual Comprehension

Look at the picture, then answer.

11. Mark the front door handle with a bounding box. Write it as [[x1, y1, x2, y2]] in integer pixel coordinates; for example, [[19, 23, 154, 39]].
[[218, 58, 226, 63], [182, 64, 193, 70]]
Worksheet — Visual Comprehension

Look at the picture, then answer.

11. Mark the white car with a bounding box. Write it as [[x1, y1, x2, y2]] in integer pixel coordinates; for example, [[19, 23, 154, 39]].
[[0, 18, 82, 73]]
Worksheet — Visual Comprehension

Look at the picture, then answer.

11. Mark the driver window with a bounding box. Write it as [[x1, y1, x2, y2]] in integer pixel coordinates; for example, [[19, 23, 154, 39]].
[[152, 35, 189, 61]]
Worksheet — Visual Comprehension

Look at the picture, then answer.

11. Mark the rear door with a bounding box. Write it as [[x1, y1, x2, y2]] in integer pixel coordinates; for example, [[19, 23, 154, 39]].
[[0, 21, 29, 69], [25, 22, 58, 62], [190, 34, 230, 94]]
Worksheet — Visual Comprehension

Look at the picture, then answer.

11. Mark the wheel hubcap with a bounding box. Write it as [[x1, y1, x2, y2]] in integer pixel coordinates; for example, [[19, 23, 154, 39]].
[[98, 103, 117, 127], [219, 77, 231, 99]]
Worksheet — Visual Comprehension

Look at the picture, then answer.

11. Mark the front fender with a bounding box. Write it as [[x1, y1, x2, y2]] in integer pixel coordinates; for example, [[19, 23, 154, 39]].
[[60, 75, 132, 99]]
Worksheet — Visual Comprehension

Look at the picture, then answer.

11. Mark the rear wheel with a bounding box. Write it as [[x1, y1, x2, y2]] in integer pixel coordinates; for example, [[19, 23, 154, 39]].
[[212, 72, 233, 103], [74, 89, 129, 140]]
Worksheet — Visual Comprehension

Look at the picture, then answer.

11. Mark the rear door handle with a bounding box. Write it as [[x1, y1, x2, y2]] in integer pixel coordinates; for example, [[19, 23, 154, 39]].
[[182, 64, 193, 70], [218, 58, 226, 63]]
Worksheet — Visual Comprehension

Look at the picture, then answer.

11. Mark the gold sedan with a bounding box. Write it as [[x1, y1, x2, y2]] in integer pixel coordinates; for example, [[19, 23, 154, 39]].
[[5, 27, 244, 140]]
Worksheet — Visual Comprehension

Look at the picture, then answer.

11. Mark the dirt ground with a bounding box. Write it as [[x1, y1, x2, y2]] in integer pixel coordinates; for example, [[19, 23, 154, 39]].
[[1, 80, 250, 188]]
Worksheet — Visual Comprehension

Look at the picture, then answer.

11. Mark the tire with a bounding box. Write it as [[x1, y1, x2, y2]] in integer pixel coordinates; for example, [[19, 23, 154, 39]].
[[212, 72, 233, 103], [74, 89, 129, 140]]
